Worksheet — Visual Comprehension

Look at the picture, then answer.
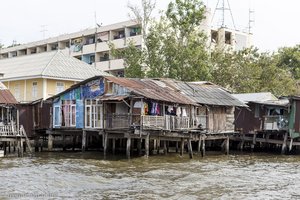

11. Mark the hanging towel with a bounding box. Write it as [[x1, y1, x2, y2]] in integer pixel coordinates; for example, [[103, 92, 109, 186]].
[[182, 108, 187, 117], [176, 107, 181, 117]]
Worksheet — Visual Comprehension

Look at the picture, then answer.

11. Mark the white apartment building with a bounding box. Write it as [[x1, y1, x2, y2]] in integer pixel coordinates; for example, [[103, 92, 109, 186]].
[[0, 14, 251, 76], [0, 20, 142, 77]]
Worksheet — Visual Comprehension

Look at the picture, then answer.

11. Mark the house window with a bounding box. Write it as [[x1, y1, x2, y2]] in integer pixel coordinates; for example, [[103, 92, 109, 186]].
[[54, 106, 61, 126], [61, 100, 76, 127], [85, 99, 103, 128], [56, 82, 65, 94], [14, 83, 20, 100], [32, 82, 38, 99]]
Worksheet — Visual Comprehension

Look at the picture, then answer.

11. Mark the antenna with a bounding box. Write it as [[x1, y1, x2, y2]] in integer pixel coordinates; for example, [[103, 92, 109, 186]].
[[248, 8, 255, 34], [211, 0, 236, 30], [40, 25, 48, 39]]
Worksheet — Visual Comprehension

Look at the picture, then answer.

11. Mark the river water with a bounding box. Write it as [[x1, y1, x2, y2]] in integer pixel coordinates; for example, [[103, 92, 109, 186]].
[[1, 152, 300, 200]]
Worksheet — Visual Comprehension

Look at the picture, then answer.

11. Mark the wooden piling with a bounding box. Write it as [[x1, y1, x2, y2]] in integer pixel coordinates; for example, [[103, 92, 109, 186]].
[[126, 137, 131, 159], [175, 141, 179, 153], [289, 138, 293, 152], [198, 135, 201, 153], [82, 131, 86, 152], [103, 132, 108, 157], [62, 134, 66, 151], [164, 140, 167, 155], [112, 138, 116, 155], [281, 132, 288, 155], [137, 139, 142, 156], [48, 134, 53, 151], [180, 138, 184, 156], [225, 136, 230, 155], [201, 136, 206, 157], [145, 134, 150, 158], [187, 138, 193, 159], [157, 138, 160, 154]]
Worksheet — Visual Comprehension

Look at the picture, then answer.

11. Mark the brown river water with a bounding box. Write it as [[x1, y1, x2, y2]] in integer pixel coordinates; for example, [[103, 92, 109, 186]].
[[0, 152, 300, 200]]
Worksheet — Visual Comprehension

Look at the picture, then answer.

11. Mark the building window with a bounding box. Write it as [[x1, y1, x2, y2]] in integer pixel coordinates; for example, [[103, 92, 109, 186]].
[[85, 99, 103, 128], [61, 100, 76, 127], [54, 106, 61, 126], [32, 82, 38, 99], [14, 83, 20, 100], [56, 82, 65, 94]]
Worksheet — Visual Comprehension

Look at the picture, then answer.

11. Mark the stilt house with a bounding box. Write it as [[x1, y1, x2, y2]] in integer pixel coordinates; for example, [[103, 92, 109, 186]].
[[47, 76, 245, 157]]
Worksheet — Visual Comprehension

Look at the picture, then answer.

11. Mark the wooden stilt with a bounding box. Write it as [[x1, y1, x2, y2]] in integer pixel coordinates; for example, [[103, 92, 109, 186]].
[[72, 135, 76, 151], [82, 131, 86, 152], [180, 138, 184, 156], [103, 132, 108, 157], [281, 132, 288, 155], [34, 135, 39, 152], [167, 141, 170, 153], [251, 132, 257, 151], [112, 138, 116, 155], [137, 139, 142, 156], [62, 134, 66, 151], [3, 142, 6, 156], [289, 138, 293, 152], [145, 134, 149, 158], [225, 136, 230, 155], [17, 140, 21, 157], [20, 138, 24, 157], [157, 138, 160, 154], [175, 141, 179, 153], [201, 136, 206, 157], [126, 137, 131, 159], [187, 138, 193, 159], [8, 142, 11, 153], [164, 140, 167, 155], [198, 135, 201, 153], [48, 134, 53, 151]]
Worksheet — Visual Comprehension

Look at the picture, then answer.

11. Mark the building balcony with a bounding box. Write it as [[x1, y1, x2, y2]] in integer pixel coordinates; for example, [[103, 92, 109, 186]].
[[82, 43, 96, 54], [95, 61, 110, 71]]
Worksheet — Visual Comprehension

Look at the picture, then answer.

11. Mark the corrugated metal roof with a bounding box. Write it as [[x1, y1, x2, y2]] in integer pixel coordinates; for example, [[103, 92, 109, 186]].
[[106, 77, 245, 107], [0, 82, 18, 104], [106, 77, 195, 105], [0, 50, 110, 81], [232, 92, 278, 103], [160, 79, 246, 107]]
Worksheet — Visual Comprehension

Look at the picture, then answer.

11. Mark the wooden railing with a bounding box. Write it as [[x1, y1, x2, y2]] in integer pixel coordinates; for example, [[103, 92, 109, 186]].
[[142, 115, 191, 130], [0, 125, 18, 136], [142, 115, 165, 130], [263, 115, 288, 130], [105, 114, 131, 129]]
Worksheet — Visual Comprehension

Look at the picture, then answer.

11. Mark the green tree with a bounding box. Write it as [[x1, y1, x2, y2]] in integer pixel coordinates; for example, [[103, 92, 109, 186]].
[[275, 45, 300, 79], [211, 47, 296, 96], [146, 0, 210, 81]]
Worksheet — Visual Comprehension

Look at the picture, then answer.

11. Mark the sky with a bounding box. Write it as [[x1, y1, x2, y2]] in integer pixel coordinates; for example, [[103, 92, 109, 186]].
[[0, 0, 299, 51]]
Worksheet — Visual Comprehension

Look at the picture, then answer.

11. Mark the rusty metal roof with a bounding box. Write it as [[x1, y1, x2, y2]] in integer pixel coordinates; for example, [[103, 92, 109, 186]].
[[98, 95, 129, 101], [0, 83, 18, 104], [158, 79, 246, 107], [106, 77, 195, 105]]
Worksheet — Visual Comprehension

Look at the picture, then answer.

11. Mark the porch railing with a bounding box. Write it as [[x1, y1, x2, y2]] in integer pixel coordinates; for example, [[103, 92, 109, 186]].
[[0, 125, 18, 136], [142, 115, 191, 130], [142, 115, 165, 130], [263, 115, 288, 130], [104, 114, 131, 129]]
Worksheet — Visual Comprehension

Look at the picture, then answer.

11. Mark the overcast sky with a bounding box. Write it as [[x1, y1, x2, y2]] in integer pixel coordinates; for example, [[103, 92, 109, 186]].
[[0, 0, 299, 51]]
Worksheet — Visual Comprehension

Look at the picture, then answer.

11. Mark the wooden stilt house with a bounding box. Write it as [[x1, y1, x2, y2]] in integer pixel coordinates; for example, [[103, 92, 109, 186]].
[[48, 76, 246, 157]]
